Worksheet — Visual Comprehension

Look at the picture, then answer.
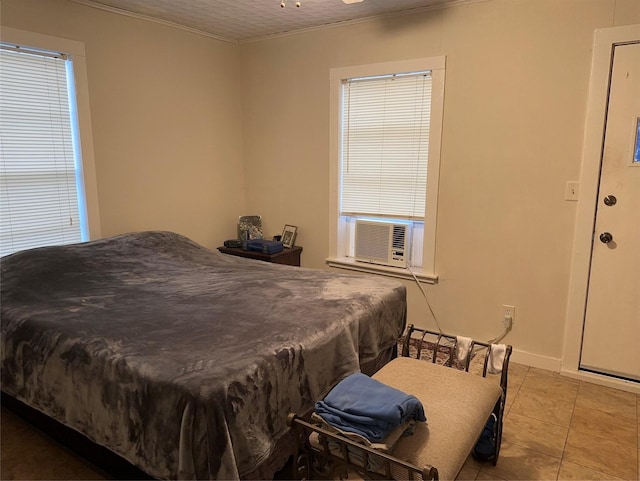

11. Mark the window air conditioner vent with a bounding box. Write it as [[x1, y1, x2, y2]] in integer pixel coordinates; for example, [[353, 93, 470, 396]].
[[391, 225, 406, 250], [355, 220, 411, 268]]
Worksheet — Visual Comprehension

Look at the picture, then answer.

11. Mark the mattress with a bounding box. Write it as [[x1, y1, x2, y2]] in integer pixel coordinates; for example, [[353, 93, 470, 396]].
[[0, 231, 406, 479]]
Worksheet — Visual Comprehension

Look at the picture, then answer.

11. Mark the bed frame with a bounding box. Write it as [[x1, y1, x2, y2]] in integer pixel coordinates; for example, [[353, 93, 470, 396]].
[[288, 325, 512, 480]]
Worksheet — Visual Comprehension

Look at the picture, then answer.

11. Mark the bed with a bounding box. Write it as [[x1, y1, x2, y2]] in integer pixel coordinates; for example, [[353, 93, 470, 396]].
[[0, 231, 406, 480]]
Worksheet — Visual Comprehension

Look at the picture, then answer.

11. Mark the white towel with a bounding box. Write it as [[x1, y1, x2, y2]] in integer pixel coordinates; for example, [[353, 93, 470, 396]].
[[488, 344, 506, 374], [455, 336, 473, 364]]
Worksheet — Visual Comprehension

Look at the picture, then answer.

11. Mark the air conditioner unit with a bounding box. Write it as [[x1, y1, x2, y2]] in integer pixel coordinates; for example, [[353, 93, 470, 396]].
[[354, 220, 411, 268]]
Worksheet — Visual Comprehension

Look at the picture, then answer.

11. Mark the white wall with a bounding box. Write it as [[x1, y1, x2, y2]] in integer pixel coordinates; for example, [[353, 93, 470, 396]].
[[239, 0, 640, 367], [1, 0, 246, 249]]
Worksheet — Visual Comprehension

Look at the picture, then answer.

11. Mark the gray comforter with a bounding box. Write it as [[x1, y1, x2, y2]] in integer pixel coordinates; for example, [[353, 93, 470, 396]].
[[1, 231, 406, 480]]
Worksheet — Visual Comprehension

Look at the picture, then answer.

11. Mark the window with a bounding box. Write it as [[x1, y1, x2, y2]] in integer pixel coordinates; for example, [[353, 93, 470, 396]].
[[0, 29, 100, 257], [328, 57, 445, 283]]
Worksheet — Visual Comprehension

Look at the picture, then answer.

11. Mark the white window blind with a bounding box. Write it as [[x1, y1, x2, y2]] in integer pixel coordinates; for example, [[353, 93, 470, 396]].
[[0, 45, 85, 257], [340, 71, 431, 220]]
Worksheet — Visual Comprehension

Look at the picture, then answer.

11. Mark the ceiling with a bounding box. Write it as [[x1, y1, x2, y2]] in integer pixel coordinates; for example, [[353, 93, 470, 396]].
[[72, 0, 470, 43]]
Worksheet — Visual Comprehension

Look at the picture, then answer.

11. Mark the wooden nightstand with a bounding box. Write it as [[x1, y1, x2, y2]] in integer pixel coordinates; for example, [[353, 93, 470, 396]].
[[217, 245, 303, 267]]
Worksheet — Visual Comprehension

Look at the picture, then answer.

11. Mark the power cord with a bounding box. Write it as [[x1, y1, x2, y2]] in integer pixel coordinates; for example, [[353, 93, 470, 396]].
[[486, 315, 512, 344], [405, 262, 443, 334], [405, 262, 512, 344]]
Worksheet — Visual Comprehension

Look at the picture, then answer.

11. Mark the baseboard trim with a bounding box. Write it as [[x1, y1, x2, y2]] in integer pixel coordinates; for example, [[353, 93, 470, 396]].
[[510, 348, 562, 372]]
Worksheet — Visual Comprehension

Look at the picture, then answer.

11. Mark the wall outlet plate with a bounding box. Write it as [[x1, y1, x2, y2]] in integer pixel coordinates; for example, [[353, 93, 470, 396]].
[[502, 304, 515, 327]]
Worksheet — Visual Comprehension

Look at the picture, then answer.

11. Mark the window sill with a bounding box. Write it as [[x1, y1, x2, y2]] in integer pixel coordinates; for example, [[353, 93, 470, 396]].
[[325, 257, 438, 285]]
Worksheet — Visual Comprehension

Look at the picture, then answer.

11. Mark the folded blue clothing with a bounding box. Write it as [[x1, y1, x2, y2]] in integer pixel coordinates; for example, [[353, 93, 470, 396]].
[[314, 372, 426, 442]]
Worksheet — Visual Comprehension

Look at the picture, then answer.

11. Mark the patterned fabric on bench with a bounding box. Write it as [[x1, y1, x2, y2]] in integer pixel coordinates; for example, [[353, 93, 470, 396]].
[[288, 326, 512, 480]]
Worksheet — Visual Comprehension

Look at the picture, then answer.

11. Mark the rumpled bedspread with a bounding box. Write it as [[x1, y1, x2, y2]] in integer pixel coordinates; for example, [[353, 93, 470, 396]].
[[0, 231, 406, 480], [314, 372, 425, 442]]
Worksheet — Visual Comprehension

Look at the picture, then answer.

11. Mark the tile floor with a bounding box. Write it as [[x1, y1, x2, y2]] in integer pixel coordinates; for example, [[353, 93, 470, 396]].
[[1, 363, 638, 480], [459, 363, 639, 481]]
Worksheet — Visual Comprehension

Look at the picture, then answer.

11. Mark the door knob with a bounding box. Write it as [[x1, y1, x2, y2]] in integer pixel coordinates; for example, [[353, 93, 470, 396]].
[[603, 195, 617, 206], [599, 232, 613, 243]]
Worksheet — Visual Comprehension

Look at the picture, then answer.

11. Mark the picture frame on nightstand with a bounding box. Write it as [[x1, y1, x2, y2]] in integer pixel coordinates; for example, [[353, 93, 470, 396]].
[[281, 225, 297, 248]]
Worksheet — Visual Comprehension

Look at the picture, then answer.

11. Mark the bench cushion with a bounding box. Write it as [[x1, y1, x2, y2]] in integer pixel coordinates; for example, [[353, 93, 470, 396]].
[[373, 357, 503, 480]]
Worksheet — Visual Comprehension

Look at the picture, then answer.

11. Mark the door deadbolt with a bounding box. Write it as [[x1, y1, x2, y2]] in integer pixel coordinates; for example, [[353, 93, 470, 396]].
[[603, 195, 617, 206], [599, 232, 613, 244]]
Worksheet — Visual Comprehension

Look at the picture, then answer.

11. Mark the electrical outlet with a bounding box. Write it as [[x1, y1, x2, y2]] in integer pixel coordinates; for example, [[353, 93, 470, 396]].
[[502, 304, 515, 328]]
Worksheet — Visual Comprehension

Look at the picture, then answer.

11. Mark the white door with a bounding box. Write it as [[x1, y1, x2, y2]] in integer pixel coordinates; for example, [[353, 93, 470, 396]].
[[580, 42, 640, 382]]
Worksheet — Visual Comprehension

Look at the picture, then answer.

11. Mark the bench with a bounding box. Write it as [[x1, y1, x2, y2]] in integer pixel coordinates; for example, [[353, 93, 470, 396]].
[[288, 325, 512, 480]]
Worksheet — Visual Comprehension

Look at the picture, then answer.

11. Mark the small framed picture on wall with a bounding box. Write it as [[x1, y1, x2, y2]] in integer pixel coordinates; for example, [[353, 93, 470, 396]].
[[281, 225, 297, 248]]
